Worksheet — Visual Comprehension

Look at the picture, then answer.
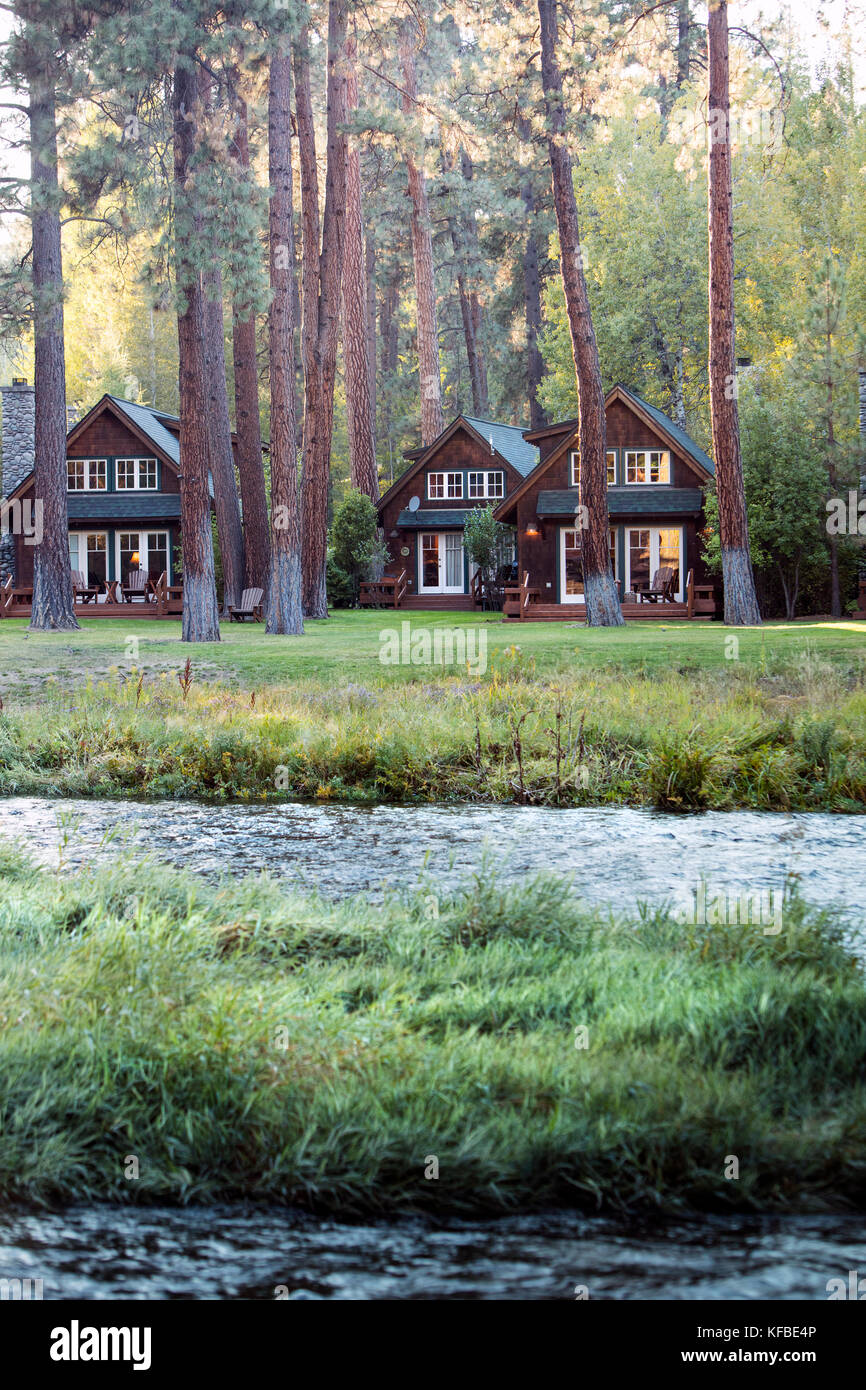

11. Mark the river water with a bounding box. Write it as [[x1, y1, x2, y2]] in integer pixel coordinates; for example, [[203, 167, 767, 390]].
[[1, 796, 864, 919], [1, 795, 864, 1300], [1, 1204, 863, 1300]]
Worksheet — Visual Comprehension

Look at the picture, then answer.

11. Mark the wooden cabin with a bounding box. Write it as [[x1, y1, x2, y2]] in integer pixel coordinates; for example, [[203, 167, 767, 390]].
[[373, 388, 716, 619], [494, 385, 717, 620], [375, 415, 539, 609], [3, 393, 188, 595]]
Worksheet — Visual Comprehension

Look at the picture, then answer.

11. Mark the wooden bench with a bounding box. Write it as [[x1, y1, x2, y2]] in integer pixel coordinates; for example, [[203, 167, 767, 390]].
[[71, 569, 100, 605], [228, 587, 264, 622], [358, 570, 407, 608]]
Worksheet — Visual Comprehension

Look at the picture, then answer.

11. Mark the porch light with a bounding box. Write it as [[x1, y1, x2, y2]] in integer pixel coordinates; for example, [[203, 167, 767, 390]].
[[525, 524, 540, 538]]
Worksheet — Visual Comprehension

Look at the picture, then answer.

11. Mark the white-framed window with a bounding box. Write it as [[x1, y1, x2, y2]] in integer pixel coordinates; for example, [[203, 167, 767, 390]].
[[116, 457, 158, 490], [428, 471, 463, 500], [468, 470, 504, 500], [625, 449, 670, 484], [68, 531, 108, 585], [117, 530, 170, 583], [570, 451, 617, 488], [67, 458, 107, 491]]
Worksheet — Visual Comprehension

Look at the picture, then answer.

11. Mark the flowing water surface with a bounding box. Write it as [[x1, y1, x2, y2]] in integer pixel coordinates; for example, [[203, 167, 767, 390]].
[[1, 796, 864, 918], [1, 795, 864, 1300]]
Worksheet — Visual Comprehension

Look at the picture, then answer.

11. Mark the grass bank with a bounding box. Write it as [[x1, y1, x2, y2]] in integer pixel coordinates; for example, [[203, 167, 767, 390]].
[[0, 618, 865, 809], [0, 843, 863, 1214]]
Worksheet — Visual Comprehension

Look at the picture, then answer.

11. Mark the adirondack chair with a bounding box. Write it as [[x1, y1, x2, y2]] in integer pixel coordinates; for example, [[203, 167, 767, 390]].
[[228, 587, 264, 622], [638, 565, 677, 604], [71, 569, 100, 604], [122, 570, 151, 603]]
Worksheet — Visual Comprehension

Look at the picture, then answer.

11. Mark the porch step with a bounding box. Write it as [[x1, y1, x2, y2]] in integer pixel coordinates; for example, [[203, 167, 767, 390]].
[[505, 601, 698, 622], [399, 595, 477, 611]]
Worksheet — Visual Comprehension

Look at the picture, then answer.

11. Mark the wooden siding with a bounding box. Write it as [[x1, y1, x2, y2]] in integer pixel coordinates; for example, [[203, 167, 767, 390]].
[[379, 423, 524, 601]]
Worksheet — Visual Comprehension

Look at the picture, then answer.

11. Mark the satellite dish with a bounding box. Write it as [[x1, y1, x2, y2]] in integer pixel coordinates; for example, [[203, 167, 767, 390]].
[[408, 495, 421, 512]]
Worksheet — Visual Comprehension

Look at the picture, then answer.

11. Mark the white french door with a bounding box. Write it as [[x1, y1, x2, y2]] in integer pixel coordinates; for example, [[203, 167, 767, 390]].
[[559, 526, 619, 604], [626, 527, 683, 601], [560, 527, 585, 604], [68, 532, 108, 587], [419, 531, 465, 593], [116, 531, 170, 585]]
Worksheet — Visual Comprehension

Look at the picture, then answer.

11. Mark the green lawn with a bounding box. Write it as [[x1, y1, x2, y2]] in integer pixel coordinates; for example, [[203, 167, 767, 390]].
[[1, 843, 863, 1214], [1, 612, 864, 809], [0, 610, 865, 691]]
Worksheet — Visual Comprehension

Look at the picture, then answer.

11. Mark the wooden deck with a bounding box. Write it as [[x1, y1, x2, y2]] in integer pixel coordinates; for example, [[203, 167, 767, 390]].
[[0, 572, 183, 620], [506, 601, 698, 622]]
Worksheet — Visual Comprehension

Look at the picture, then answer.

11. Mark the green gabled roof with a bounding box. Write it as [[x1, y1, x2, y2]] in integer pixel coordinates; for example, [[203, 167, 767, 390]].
[[396, 508, 473, 529], [67, 493, 181, 521], [615, 385, 715, 477], [536, 487, 704, 517], [463, 416, 539, 478], [107, 396, 181, 467]]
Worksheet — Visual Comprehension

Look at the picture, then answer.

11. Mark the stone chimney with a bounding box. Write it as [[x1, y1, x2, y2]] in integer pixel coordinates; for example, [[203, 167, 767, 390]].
[[0, 378, 36, 582]]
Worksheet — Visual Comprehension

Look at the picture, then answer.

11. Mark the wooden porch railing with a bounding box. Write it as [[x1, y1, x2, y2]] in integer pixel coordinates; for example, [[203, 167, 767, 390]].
[[358, 569, 407, 609], [502, 571, 541, 620], [686, 568, 716, 618]]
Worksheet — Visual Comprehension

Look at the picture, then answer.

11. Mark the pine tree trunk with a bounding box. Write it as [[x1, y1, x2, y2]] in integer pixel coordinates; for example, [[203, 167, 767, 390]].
[[445, 147, 488, 417], [231, 92, 270, 593], [538, 0, 622, 626], [365, 233, 377, 426], [296, 5, 348, 618], [344, 32, 378, 501], [826, 356, 841, 617], [399, 17, 444, 445], [267, 47, 304, 636], [677, 0, 691, 87], [173, 59, 220, 643], [203, 264, 245, 614], [460, 150, 489, 415], [707, 0, 761, 626], [28, 72, 78, 632], [518, 114, 548, 431], [380, 270, 399, 472]]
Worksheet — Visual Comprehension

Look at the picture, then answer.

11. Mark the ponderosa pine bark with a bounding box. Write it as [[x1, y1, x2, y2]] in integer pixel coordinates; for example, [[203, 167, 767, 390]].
[[203, 263, 245, 614], [266, 46, 303, 635], [295, 5, 348, 618], [230, 89, 270, 593], [443, 147, 488, 417], [707, 0, 761, 626], [174, 57, 220, 642], [365, 234, 377, 428], [517, 114, 548, 431], [343, 31, 378, 500], [28, 68, 78, 631], [399, 16, 444, 445], [197, 71, 244, 616], [538, 0, 622, 626]]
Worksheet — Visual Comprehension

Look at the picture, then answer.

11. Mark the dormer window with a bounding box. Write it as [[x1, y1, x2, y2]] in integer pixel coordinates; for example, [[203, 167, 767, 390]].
[[570, 451, 616, 487], [117, 457, 158, 490], [625, 449, 670, 484], [468, 470, 504, 499], [67, 458, 106, 491], [428, 471, 463, 500]]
